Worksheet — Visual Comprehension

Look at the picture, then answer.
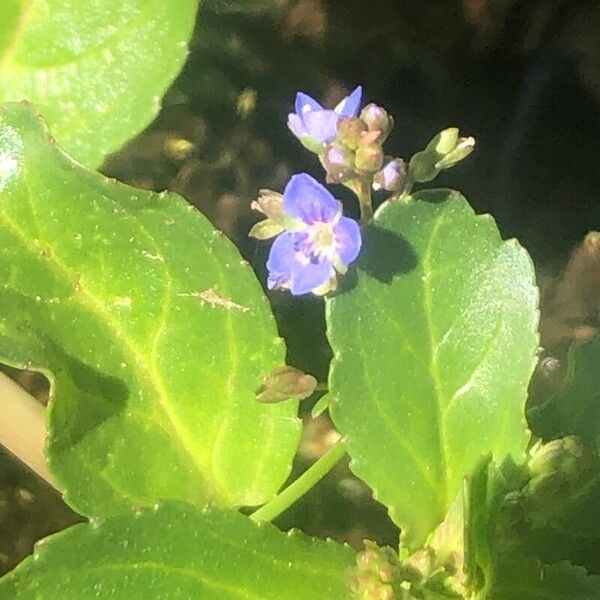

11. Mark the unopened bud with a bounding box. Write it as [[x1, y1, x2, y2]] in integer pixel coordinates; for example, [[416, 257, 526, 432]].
[[408, 150, 440, 183], [323, 143, 354, 183], [426, 127, 459, 155], [355, 143, 384, 174], [373, 158, 406, 192], [435, 136, 475, 170], [255, 366, 317, 403], [360, 103, 393, 142], [337, 118, 367, 150], [528, 436, 588, 480]]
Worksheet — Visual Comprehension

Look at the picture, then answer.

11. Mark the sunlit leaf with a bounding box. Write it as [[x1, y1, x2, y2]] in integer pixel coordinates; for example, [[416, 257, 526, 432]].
[[0, 503, 355, 599], [326, 190, 539, 548], [0, 102, 300, 517], [0, 0, 198, 167]]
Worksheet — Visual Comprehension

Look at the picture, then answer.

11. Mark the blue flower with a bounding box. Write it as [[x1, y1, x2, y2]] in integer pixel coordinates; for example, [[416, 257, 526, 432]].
[[266, 174, 361, 295], [288, 86, 363, 151]]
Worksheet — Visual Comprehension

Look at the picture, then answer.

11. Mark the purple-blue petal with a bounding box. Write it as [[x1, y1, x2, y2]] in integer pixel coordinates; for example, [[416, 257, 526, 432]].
[[333, 217, 362, 266], [295, 92, 323, 116], [283, 173, 339, 224], [266, 231, 297, 277], [334, 85, 363, 118], [289, 256, 334, 295], [287, 113, 306, 139], [302, 110, 339, 143]]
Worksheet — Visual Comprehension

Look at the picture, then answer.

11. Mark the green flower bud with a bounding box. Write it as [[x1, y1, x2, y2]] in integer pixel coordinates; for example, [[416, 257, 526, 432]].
[[408, 128, 475, 184], [355, 143, 384, 174], [435, 136, 476, 170], [524, 436, 594, 527], [426, 127, 459, 155], [337, 118, 368, 150], [360, 103, 393, 142], [409, 150, 440, 183]]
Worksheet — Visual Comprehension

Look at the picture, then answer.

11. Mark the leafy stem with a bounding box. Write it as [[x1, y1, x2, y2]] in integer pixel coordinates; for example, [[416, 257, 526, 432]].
[[250, 437, 347, 523]]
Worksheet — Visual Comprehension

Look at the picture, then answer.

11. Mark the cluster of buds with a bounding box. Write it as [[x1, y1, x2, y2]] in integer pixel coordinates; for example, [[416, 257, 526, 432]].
[[506, 436, 596, 528], [323, 103, 405, 193], [349, 541, 403, 599], [287, 87, 407, 194]]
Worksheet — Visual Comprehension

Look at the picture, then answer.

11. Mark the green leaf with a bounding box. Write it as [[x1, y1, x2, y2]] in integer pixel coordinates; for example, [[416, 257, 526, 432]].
[[0, 502, 355, 599], [326, 190, 539, 549], [0, 102, 300, 517], [0, 0, 198, 167], [528, 336, 600, 445], [486, 558, 600, 600]]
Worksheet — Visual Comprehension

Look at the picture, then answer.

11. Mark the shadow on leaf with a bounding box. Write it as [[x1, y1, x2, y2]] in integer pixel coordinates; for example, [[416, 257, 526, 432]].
[[336, 224, 418, 295]]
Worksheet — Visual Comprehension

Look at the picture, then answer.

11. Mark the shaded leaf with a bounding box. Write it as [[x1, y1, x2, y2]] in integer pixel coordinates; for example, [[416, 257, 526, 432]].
[[0, 0, 198, 167], [486, 558, 600, 600], [528, 336, 600, 444], [0, 503, 355, 599], [0, 102, 300, 517], [326, 190, 539, 548]]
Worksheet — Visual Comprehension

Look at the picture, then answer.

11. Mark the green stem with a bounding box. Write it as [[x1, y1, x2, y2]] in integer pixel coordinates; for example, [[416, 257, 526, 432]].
[[250, 438, 347, 523], [356, 179, 373, 226]]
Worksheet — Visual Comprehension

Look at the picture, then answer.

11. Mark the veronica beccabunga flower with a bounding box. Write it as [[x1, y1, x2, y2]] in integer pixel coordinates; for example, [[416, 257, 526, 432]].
[[249, 173, 361, 296], [287, 86, 362, 152]]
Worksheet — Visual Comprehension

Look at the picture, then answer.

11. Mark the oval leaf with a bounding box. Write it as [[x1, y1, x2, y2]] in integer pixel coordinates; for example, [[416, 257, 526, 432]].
[[0, 0, 198, 167], [0, 503, 355, 599], [326, 191, 539, 548], [0, 102, 300, 516]]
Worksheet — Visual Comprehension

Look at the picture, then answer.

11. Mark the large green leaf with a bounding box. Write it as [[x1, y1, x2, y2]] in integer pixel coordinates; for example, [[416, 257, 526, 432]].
[[0, 102, 300, 516], [0, 502, 355, 599], [528, 336, 600, 445], [0, 0, 197, 167], [326, 191, 539, 548]]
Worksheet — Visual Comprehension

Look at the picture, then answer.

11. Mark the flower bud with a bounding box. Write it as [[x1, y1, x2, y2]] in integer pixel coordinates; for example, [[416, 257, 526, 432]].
[[408, 128, 475, 183], [426, 127, 459, 155], [323, 143, 355, 183], [435, 136, 475, 170], [337, 117, 367, 150], [408, 150, 440, 183], [360, 103, 393, 142], [373, 158, 406, 192], [355, 143, 384, 174], [255, 366, 317, 403]]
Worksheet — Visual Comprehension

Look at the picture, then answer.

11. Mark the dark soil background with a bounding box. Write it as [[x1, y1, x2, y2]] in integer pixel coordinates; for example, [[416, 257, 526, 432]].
[[1, 0, 599, 576]]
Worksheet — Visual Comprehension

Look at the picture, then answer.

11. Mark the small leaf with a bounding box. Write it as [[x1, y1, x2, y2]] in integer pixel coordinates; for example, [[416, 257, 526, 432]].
[[528, 336, 600, 444], [0, 102, 300, 517], [0, 503, 355, 599], [0, 0, 198, 167], [255, 365, 317, 403], [249, 219, 285, 240], [487, 558, 600, 600], [326, 190, 539, 549]]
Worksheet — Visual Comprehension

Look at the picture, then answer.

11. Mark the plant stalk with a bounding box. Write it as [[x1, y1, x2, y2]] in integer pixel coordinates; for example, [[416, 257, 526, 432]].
[[250, 437, 347, 523], [356, 179, 373, 226], [0, 371, 56, 488]]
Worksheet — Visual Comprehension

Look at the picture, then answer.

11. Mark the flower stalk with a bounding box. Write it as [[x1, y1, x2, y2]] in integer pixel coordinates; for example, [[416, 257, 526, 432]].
[[250, 437, 347, 523], [0, 371, 56, 488]]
